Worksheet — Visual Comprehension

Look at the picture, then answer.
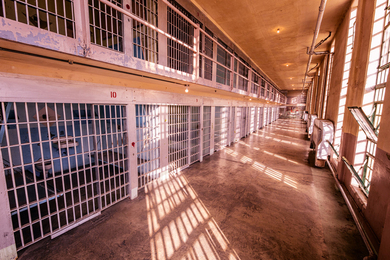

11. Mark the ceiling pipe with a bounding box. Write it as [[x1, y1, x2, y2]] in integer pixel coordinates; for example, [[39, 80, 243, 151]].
[[302, 0, 327, 93]]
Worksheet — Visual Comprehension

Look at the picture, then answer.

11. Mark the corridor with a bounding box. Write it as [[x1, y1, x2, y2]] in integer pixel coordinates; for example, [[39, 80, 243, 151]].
[[18, 119, 368, 259]]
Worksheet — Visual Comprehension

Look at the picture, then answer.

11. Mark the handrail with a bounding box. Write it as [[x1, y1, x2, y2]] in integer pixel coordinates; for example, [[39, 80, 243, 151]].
[[341, 156, 369, 196], [326, 140, 339, 158]]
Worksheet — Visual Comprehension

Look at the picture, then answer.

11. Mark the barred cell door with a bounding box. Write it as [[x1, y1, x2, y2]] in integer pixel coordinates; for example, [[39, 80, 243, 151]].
[[214, 106, 229, 151], [202, 106, 211, 157], [190, 107, 201, 164], [259, 107, 263, 129], [168, 106, 189, 173], [135, 104, 161, 189], [0, 102, 129, 251], [240, 107, 247, 138], [234, 107, 241, 141], [250, 107, 256, 133]]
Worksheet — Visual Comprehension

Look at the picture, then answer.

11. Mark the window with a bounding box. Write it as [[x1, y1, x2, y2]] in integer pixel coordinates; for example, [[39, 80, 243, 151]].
[[132, 0, 158, 63], [89, 0, 123, 51], [1, 0, 75, 38], [216, 40, 231, 86]]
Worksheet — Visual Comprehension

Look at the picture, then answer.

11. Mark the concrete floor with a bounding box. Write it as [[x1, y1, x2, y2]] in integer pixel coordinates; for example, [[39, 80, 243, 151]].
[[19, 119, 368, 259]]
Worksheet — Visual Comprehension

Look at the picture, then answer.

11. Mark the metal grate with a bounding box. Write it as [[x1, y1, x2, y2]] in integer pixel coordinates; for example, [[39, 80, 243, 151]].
[[251, 74, 259, 94], [237, 61, 248, 91], [214, 106, 229, 151], [216, 40, 231, 86], [202, 106, 211, 156], [167, 7, 194, 73], [190, 106, 200, 164], [257, 107, 263, 129], [131, 0, 158, 63], [168, 106, 188, 173], [201, 28, 213, 81], [135, 104, 160, 189], [0, 102, 128, 250], [0, 0, 75, 38], [88, 0, 123, 51]]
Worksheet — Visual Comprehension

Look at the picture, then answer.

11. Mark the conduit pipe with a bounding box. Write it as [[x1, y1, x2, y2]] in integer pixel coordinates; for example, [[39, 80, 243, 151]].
[[326, 160, 376, 258], [302, 0, 327, 93]]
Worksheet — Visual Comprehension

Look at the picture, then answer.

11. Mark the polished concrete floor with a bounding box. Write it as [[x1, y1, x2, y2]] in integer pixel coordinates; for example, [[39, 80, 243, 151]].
[[19, 119, 368, 259]]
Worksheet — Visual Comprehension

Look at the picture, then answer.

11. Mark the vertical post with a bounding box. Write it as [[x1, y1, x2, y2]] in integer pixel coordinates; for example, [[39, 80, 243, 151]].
[[123, 0, 134, 58], [158, 1, 168, 67], [210, 106, 215, 155], [199, 105, 204, 162], [127, 104, 138, 199], [212, 37, 217, 84], [73, 0, 89, 51], [193, 26, 200, 81], [187, 106, 191, 165]]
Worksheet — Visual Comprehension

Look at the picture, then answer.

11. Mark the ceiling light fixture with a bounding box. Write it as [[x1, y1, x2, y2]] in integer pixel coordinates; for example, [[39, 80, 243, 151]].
[[277, 28, 280, 33], [185, 84, 189, 93]]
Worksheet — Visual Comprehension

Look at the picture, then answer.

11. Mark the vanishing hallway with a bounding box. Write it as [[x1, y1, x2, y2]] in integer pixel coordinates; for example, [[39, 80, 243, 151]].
[[18, 119, 368, 259]]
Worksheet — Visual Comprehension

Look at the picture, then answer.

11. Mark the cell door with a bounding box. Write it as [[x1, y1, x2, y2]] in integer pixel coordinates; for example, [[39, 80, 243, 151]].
[[259, 107, 263, 129], [0, 102, 129, 251], [250, 107, 256, 133], [214, 106, 229, 151], [234, 107, 241, 141], [202, 106, 211, 157], [135, 104, 161, 189], [240, 107, 247, 138], [168, 106, 189, 173], [190, 107, 201, 164]]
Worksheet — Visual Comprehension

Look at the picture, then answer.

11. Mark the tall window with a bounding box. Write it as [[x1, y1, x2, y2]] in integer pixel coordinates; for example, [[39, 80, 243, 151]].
[[1, 0, 75, 38], [354, 0, 389, 195], [322, 43, 335, 118], [132, 0, 158, 63], [216, 40, 231, 86], [89, 0, 123, 51]]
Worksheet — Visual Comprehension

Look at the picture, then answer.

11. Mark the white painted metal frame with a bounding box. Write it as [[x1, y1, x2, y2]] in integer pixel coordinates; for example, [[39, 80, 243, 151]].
[[135, 104, 161, 189]]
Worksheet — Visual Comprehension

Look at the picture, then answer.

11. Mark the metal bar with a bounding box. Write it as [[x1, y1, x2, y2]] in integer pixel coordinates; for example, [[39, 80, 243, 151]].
[[98, 0, 196, 53]]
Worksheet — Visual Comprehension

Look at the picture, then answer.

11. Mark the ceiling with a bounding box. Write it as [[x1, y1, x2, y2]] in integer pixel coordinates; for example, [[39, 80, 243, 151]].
[[191, 0, 352, 91]]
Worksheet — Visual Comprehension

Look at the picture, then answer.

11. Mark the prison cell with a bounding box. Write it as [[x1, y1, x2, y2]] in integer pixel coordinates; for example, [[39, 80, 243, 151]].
[[190, 106, 201, 164], [214, 106, 229, 151], [135, 104, 161, 189], [168, 106, 189, 173], [202, 106, 211, 156], [0, 102, 128, 250]]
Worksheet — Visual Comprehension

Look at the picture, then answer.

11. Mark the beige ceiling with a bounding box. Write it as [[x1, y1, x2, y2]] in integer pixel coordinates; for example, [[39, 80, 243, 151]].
[[191, 0, 352, 91]]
